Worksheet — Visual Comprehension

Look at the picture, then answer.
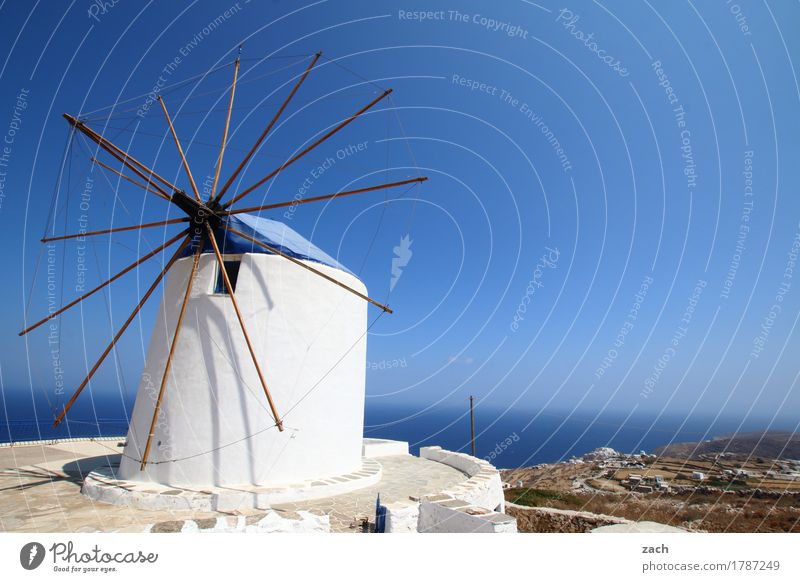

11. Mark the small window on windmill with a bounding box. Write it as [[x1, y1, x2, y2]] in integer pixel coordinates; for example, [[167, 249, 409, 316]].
[[213, 258, 241, 295]]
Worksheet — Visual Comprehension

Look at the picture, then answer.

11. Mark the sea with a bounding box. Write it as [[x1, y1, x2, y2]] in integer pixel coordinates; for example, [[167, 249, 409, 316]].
[[0, 389, 789, 469]]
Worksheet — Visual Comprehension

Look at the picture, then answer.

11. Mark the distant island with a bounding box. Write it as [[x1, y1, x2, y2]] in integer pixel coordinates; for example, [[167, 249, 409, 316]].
[[653, 430, 800, 460]]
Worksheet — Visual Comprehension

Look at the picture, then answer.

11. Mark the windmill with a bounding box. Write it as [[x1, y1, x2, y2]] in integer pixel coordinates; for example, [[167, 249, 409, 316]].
[[20, 52, 427, 487]]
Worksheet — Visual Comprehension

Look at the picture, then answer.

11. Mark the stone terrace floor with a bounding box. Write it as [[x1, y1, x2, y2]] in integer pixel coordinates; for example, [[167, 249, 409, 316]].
[[0, 440, 467, 533]]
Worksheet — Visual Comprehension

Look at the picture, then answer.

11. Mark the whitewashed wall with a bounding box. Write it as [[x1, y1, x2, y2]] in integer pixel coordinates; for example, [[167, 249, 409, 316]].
[[118, 252, 368, 488]]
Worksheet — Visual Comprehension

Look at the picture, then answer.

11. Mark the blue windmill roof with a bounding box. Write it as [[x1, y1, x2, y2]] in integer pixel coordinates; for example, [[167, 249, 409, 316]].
[[180, 213, 348, 272]]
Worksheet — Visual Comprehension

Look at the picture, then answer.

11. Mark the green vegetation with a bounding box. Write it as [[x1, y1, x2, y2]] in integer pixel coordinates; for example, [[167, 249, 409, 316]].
[[506, 487, 582, 510]]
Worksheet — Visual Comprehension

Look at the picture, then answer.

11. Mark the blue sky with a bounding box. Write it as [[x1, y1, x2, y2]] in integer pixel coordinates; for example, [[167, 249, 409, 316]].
[[1, 0, 799, 431]]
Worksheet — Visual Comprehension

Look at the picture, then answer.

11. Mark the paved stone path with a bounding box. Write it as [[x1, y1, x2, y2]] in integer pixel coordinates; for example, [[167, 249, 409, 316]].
[[0, 440, 217, 532], [274, 455, 467, 532], [0, 440, 467, 533]]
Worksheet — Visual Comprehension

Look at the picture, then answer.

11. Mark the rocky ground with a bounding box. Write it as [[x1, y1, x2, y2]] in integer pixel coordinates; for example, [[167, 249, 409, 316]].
[[502, 447, 800, 533]]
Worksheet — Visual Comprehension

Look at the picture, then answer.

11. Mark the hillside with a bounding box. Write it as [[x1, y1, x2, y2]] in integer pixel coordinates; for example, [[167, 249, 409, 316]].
[[653, 431, 800, 459]]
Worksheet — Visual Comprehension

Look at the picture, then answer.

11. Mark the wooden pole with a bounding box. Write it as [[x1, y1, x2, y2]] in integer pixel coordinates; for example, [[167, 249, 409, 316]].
[[210, 56, 241, 200], [19, 229, 187, 336], [82, 133, 173, 200], [88, 143, 172, 200], [213, 52, 322, 205], [225, 177, 427, 216], [41, 217, 188, 243], [140, 242, 203, 469], [53, 235, 192, 427], [90, 157, 170, 201], [64, 114, 178, 195], [158, 96, 202, 201], [205, 222, 285, 431], [224, 224, 392, 313], [469, 395, 476, 457], [222, 88, 393, 210]]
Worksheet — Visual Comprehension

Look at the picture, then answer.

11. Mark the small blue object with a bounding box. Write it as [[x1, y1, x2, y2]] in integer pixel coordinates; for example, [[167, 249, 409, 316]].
[[375, 493, 386, 533]]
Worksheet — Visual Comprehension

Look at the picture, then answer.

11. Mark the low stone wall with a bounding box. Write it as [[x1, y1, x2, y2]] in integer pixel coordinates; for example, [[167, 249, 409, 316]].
[[383, 446, 516, 533], [148, 510, 330, 533], [506, 502, 630, 533], [0, 435, 124, 448], [362, 438, 409, 458], [419, 446, 505, 511], [668, 486, 800, 499], [418, 496, 516, 533], [82, 457, 382, 512]]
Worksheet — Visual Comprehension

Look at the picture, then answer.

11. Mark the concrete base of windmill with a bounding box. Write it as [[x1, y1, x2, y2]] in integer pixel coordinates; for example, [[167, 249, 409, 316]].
[[81, 456, 383, 512]]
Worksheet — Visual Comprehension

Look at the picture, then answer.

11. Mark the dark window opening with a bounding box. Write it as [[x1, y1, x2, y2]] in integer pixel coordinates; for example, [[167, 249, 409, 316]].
[[214, 259, 241, 294]]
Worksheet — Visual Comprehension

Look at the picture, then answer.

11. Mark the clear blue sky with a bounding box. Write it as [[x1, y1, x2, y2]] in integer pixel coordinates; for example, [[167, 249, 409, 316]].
[[1, 0, 799, 430]]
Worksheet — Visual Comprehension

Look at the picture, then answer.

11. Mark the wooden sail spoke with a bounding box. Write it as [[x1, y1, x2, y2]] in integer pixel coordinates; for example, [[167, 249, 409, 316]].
[[91, 143, 172, 200], [205, 222, 285, 431], [52, 235, 193, 428], [139, 241, 203, 469], [20, 229, 188, 336], [213, 52, 322, 205], [225, 177, 428, 216], [83, 134, 172, 200], [221, 88, 393, 210], [64, 114, 178, 195], [158, 96, 202, 201], [91, 156, 171, 201], [41, 218, 189, 243], [224, 225, 392, 314], [210, 56, 241, 200]]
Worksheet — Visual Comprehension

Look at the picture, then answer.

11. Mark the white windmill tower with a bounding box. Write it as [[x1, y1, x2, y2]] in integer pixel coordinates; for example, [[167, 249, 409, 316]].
[[20, 52, 427, 494], [117, 214, 372, 487]]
